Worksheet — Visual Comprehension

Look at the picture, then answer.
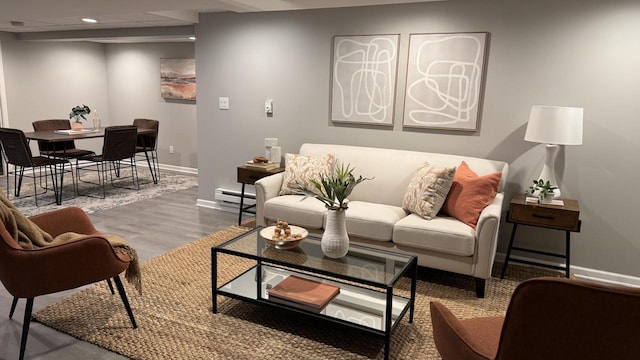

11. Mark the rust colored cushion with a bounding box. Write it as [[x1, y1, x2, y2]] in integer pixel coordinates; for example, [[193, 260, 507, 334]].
[[441, 161, 502, 229]]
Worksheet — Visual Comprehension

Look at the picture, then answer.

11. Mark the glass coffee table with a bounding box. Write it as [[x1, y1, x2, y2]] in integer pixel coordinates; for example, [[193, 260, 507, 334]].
[[212, 227, 417, 360]]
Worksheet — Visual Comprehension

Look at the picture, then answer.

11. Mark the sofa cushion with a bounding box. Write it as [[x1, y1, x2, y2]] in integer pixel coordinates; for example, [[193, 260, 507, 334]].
[[393, 213, 476, 257], [441, 161, 502, 229], [402, 162, 456, 220], [263, 195, 327, 229], [279, 153, 335, 196], [343, 201, 406, 242]]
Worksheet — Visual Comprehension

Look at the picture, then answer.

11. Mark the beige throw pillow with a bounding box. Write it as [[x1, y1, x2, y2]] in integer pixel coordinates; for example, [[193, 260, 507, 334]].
[[402, 162, 456, 220], [279, 153, 336, 196]]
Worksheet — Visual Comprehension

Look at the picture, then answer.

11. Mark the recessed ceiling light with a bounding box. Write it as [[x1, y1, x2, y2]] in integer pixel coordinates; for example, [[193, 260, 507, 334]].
[[81, 18, 98, 23], [189, 36, 196, 41]]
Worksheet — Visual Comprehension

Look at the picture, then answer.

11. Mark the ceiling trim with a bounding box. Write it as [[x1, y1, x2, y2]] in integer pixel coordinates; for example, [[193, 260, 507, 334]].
[[15, 25, 195, 42]]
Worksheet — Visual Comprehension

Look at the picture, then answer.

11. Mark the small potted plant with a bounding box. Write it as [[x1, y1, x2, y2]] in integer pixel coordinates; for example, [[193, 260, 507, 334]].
[[525, 179, 558, 204], [69, 104, 91, 130], [297, 162, 370, 211]]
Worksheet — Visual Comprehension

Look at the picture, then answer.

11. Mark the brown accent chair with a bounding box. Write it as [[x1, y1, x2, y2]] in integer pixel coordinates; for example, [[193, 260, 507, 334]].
[[31, 119, 95, 159], [133, 118, 160, 184], [0, 207, 137, 360], [430, 277, 640, 360]]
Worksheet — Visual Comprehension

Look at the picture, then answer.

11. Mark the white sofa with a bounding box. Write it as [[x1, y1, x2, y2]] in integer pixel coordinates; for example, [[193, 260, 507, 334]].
[[255, 143, 509, 297]]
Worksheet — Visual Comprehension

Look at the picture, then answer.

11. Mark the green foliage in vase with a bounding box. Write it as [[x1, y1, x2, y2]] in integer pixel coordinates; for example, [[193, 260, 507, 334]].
[[525, 179, 558, 202], [69, 104, 91, 122], [296, 162, 372, 210]]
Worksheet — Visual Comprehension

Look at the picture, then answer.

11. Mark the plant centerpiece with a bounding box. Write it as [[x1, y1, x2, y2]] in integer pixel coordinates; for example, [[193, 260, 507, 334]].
[[525, 178, 558, 203], [297, 163, 371, 258], [69, 104, 91, 130]]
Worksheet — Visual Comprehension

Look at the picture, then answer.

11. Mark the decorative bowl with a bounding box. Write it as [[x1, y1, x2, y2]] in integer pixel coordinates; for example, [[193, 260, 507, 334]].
[[260, 225, 308, 249]]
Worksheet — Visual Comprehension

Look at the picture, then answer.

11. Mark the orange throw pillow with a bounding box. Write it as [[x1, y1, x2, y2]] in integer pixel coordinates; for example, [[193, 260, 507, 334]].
[[441, 161, 502, 229]]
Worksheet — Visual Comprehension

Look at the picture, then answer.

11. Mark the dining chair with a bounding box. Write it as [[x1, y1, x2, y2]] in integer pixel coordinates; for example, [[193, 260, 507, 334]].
[[0, 128, 71, 206], [31, 119, 95, 159], [133, 118, 160, 184], [0, 205, 138, 360], [76, 126, 139, 198], [430, 277, 640, 360]]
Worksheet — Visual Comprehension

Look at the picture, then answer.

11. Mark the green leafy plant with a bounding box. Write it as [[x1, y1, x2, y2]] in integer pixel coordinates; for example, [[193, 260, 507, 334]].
[[296, 163, 372, 210], [525, 179, 558, 202], [69, 104, 91, 123]]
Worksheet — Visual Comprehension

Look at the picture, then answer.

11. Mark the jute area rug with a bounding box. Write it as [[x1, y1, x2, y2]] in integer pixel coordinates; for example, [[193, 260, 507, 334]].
[[33, 225, 560, 360]]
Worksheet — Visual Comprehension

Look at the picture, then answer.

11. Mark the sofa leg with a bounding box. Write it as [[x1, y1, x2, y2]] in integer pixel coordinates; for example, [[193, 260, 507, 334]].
[[475, 278, 486, 298]]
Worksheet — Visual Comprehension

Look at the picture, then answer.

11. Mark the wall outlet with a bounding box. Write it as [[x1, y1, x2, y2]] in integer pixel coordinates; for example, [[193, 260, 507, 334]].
[[218, 97, 229, 110], [169, 145, 174, 154]]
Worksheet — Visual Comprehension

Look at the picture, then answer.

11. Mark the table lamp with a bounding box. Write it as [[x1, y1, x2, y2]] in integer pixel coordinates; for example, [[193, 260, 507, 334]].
[[524, 105, 583, 199]]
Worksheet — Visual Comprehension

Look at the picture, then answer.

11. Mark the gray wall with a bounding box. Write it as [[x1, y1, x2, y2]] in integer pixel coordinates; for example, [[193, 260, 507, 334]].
[[196, 0, 640, 279], [1, 40, 109, 152], [105, 43, 197, 168], [0, 38, 196, 166]]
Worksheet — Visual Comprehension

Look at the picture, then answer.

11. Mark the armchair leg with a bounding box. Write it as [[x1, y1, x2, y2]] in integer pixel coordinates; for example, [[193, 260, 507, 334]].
[[106, 278, 115, 294], [19, 298, 34, 360], [9, 297, 19, 319], [475, 277, 486, 298], [113, 275, 137, 329]]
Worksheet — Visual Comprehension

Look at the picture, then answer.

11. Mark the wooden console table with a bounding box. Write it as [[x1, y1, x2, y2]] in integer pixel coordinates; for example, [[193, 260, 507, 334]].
[[500, 193, 581, 278], [236, 165, 284, 225]]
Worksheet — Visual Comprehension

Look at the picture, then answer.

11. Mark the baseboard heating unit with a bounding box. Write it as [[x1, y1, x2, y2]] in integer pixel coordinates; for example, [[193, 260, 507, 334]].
[[214, 188, 255, 212]]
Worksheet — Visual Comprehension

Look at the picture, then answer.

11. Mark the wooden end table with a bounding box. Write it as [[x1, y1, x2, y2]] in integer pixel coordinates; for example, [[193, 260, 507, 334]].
[[236, 165, 284, 225], [500, 193, 581, 278]]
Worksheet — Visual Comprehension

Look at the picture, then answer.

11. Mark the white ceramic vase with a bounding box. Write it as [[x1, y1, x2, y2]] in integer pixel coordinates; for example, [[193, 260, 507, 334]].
[[321, 209, 349, 258]]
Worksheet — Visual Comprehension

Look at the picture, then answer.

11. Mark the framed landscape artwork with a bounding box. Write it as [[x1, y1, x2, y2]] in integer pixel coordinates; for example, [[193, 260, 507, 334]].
[[160, 58, 196, 100], [403, 32, 488, 131], [330, 34, 400, 126]]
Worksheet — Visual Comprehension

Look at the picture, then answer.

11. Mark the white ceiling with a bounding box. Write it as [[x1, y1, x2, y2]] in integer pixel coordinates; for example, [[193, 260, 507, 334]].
[[0, 0, 445, 42]]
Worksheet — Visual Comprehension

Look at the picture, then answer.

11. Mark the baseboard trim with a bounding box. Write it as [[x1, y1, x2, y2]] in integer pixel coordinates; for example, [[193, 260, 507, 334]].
[[157, 164, 197, 175], [196, 198, 238, 213], [495, 252, 640, 287]]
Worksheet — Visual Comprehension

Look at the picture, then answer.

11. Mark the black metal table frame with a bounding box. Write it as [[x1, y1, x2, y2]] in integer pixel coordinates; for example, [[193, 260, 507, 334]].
[[501, 214, 582, 279], [212, 228, 418, 360]]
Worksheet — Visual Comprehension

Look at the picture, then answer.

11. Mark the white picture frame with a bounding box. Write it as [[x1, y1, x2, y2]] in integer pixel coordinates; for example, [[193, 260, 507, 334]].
[[330, 34, 400, 126], [403, 32, 488, 131]]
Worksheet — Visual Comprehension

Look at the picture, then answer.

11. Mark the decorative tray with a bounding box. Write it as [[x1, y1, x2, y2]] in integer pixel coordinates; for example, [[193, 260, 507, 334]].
[[259, 225, 308, 249]]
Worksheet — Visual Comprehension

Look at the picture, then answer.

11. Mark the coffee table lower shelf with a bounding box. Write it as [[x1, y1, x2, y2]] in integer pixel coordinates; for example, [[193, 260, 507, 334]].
[[214, 265, 411, 357]]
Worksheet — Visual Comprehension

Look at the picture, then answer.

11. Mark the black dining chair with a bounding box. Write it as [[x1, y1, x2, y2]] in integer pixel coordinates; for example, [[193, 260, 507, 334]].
[[133, 118, 160, 184], [0, 128, 72, 206], [32, 119, 95, 159], [76, 126, 139, 198]]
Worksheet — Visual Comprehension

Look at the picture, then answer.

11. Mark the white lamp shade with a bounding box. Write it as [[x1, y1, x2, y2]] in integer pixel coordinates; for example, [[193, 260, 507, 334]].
[[524, 105, 583, 145]]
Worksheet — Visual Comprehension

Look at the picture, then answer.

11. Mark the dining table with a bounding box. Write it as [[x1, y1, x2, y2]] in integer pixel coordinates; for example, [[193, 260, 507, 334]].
[[23, 127, 155, 143], [23, 127, 158, 200]]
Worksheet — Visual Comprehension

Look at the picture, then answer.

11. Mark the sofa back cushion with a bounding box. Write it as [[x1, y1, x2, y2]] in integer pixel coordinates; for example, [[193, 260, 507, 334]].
[[299, 144, 508, 207]]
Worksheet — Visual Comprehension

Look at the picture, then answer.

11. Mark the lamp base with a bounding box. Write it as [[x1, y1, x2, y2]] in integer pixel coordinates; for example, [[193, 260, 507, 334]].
[[537, 144, 561, 199]]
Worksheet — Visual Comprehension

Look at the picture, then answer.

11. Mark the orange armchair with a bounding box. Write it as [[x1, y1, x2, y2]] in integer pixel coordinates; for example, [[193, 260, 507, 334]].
[[430, 277, 640, 360], [0, 206, 137, 360]]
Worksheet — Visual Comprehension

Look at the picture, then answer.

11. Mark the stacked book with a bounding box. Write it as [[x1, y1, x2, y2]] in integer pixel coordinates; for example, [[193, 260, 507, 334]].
[[268, 275, 340, 312], [245, 160, 278, 171]]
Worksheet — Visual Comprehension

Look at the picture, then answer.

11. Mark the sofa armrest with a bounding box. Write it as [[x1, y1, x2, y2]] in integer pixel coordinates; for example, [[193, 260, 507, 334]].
[[255, 172, 284, 227], [473, 192, 504, 279]]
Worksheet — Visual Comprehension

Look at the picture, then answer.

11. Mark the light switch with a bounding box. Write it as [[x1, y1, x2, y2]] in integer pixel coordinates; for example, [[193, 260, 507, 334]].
[[218, 97, 229, 110], [265, 100, 273, 114]]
